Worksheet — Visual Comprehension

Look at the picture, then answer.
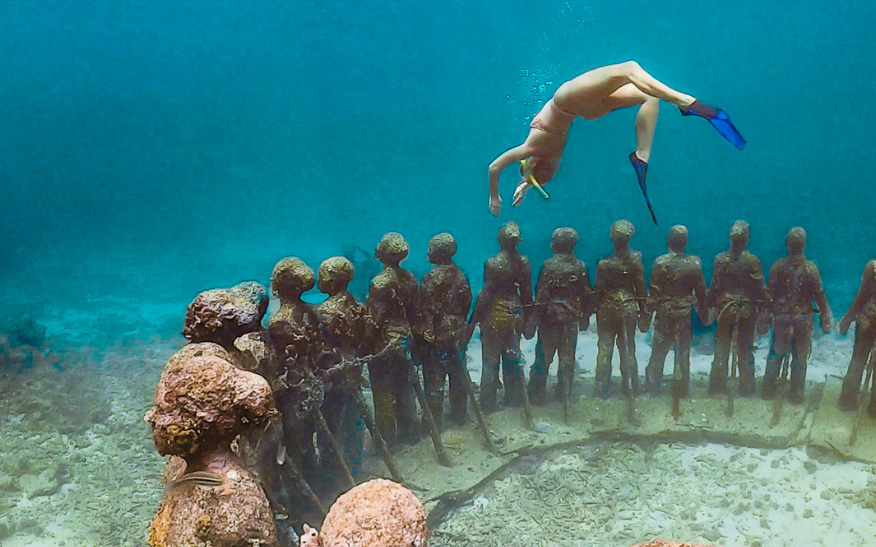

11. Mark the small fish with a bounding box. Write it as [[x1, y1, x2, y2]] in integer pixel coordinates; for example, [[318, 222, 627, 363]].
[[163, 471, 224, 490]]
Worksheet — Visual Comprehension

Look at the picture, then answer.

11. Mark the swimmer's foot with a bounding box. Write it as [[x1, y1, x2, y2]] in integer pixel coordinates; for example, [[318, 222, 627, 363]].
[[629, 151, 658, 226], [680, 100, 746, 150]]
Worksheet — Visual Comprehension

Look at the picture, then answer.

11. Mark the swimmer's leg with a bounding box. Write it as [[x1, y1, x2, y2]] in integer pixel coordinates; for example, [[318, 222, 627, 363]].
[[630, 97, 659, 226], [680, 101, 746, 150]]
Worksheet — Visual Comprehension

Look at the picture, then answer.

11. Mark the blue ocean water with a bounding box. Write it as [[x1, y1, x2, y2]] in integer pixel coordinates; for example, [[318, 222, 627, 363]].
[[2, 0, 874, 346]]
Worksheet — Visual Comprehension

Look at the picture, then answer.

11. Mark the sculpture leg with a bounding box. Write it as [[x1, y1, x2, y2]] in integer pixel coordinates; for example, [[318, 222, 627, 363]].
[[840, 322, 876, 411], [788, 318, 813, 404], [709, 312, 735, 394], [593, 313, 617, 398], [480, 334, 502, 412], [422, 347, 447, 432], [393, 354, 418, 444], [502, 337, 524, 408], [735, 311, 758, 396], [555, 323, 578, 402], [529, 331, 557, 405], [676, 316, 692, 398], [762, 316, 791, 400], [445, 347, 469, 425], [618, 313, 640, 396], [645, 314, 672, 393], [368, 359, 397, 447]]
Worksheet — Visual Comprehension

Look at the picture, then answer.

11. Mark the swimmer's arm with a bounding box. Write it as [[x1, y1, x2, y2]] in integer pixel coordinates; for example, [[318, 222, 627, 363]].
[[488, 145, 531, 216]]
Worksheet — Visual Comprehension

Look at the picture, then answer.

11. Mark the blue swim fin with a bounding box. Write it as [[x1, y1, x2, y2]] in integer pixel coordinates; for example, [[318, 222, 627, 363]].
[[629, 151, 658, 226], [680, 100, 746, 150]]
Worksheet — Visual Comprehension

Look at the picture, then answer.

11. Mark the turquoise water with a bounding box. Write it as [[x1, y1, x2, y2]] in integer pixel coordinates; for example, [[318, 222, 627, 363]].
[[3, 0, 873, 341], [2, 1, 876, 546]]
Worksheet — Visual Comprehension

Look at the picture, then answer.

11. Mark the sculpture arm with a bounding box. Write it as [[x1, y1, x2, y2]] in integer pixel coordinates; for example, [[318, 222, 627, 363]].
[[839, 260, 876, 335]]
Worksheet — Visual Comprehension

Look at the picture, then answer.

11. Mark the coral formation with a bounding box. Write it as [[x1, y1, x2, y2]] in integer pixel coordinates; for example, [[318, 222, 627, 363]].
[[145, 350, 275, 457], [182, 282, 269, 346], [320, 479, 428, 547]]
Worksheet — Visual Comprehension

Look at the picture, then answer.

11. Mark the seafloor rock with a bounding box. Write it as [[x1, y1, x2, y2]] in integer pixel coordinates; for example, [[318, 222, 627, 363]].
[[144, 353, 275, 457], [320, 479, 428, 547], [182, 282, 268, 346], [148, 453, 278, 547]]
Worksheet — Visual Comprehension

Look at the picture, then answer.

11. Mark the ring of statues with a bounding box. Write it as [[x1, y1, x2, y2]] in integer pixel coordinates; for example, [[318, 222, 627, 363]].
[[145, 219, 876, 547]]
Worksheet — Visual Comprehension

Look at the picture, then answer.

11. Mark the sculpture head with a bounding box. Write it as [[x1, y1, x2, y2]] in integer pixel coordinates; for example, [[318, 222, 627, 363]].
[[667, 225, 688, 253], [786, 226, 807, 256], [550, 227, 578, 254], [729, 220, 749, 251], [317, 256, 355, 296], [375, 232, 409, 265], [610, 219, 634, 249], [271, 257, 315, 301], [428, 233, 457, 265], [498, 221, 521, 251]]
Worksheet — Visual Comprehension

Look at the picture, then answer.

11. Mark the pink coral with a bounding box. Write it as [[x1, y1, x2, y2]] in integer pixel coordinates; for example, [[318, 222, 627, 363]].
[[320, 479, 428, 547]]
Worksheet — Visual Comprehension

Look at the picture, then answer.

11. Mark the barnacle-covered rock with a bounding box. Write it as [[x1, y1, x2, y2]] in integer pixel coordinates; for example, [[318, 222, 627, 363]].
[[182, 282, 268, 346], [320, 479, 428, 547], [144, 352, 275, 457]]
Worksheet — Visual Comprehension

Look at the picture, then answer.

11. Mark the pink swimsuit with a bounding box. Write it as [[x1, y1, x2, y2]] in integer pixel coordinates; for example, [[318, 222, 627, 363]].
[[530, 99, 576, 136]]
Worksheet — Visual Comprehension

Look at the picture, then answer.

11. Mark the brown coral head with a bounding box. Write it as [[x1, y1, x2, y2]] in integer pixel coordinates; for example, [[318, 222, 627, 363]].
[[375, 232, 409, 264], [428, 232, 457, 264], [182, 286, 267, 344], [145, 353, 275, 457], [786, 226, 806, 255], [497, 221, 521, 250], [550, 227, 578, 254], [272, 257, 316, 300], [667, 224, 688, 253], [610, 219, 635, 243], [318, 256, 355, 295]]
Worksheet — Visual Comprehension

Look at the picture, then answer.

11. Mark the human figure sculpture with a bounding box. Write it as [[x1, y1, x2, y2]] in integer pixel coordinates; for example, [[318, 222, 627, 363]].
[[267, 258, 327, 479], [526, 227, 592, 406], [704, 220, 768, 396], [643, 225, 709, 397], [761, 227, 833, 403], [366, 232, 419, 446], [592, 219, 648, 398], [468, 221, 534, 411], [146, 348, 279, 547], [837, 260, 876, 414], [315, 256, 376, 474], [182, 282, 271, 368], [487, 61, 745, 221], [413, 233, 473, 429]]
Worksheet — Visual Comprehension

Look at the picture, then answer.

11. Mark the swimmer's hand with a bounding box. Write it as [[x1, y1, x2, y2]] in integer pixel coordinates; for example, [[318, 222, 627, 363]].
[[489, 194, 502, 216], [512, 181, 532, 207]]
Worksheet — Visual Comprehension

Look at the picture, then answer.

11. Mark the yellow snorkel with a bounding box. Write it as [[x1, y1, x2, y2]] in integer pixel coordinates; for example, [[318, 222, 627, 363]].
[[520, 158, 550, 199]]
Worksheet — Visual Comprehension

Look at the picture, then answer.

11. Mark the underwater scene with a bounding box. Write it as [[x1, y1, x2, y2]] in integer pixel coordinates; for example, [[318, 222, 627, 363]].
[[2, 0, 876, 546]]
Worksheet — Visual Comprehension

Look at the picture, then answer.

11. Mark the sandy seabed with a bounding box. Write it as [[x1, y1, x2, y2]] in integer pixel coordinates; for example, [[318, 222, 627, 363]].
[[0, 323, 873, 547]]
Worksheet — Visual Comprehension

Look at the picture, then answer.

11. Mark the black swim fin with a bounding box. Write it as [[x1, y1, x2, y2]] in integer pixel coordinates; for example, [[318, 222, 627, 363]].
[[680, 100, 746, 150], [629, 151, 658, 226]]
